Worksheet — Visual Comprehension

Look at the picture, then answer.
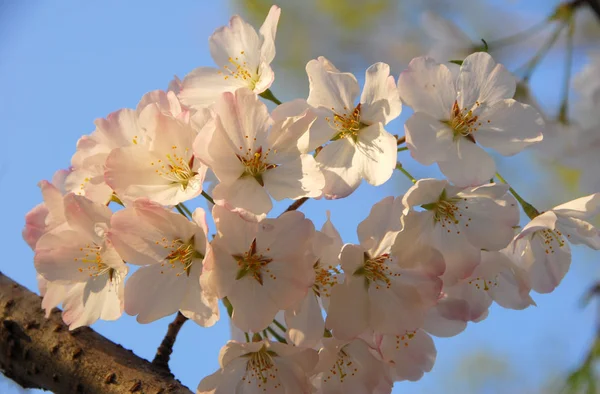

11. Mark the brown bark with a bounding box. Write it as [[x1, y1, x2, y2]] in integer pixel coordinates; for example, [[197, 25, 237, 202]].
[[0, 271, 193, 394]]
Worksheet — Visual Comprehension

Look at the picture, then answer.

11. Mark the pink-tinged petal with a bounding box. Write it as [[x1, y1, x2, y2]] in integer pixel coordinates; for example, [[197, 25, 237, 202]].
[[553, 193, 600, 219], [213, 177, 273, 216], [285, 292, 324, 348], [360, 62, 402, 124], [458, 188, 519, 251], [402, 178, 448, 209], [228, 277, 279, 332], [317, 138, 362, 199], [357, 196, 403, 256], [35, 229, 94, 282], [422, 305, 467, 337], [482, 251, 535, 310], [438, 138, 496, 187], [380, 329, 436, 381], [210, 15, 261, 71], [63, 193, 112, 241], [556, 216, 600, 249], [306, 56, 359, 113], [263, 155, 324, 200], [41, 280, 70, 318], [267, 109, 316, 163], [355, 123, 397, 186], [258, 5, 281, 64], [405, 112, 455, 165], [203, 124, 246, 184], [431, 223, 481, 285], [326, 252, 369, 339], [475, 99, 544, 155], [257, 211, 315, 260], [62, 276, 123, 329], [40, 180, 66, 225], [518, 211, 558, 238], [212, 204, 259, 255], [421, 11, 473, 61], [214, 89, 271, 153], [458, 52, 516, 108], [179, 260, 220, 327], [124, 263, 188, 323], [23, 203, 49, 250], [398, 56, 456, 119], [109, 200, 198, 266], [178, 67, 244, 109]]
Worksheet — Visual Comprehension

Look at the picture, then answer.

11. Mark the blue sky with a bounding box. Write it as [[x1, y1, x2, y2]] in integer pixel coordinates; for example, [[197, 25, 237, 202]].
[[1, 1, 598, 393]]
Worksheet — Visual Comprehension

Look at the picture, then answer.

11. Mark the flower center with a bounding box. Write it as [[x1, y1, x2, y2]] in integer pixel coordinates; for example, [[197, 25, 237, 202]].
[[237, 146, 277, 187], [468, 276, 498, 291], [313, 261, 340, 297], [242, 345, 280, 387], [393, 330, 417, 349], [218, 51, 260, 89], [151, 146, 197, 190], [445, 100, 488, 141], [421, 189, 470, 234], [156, 236, 202, 277], [326, 104, 367, 142], [233, 239, 274, 285], [537, 228, 567, 254], [74, 243, 116, 278], [353, 252, 400, 290], [322, 347, 359, 384]]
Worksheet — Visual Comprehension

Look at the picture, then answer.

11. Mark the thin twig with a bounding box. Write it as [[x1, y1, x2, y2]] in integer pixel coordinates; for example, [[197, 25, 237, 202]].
[[152, 312, 189, 372], [283, 197, 309, 214], [396, 136, 406, 145]]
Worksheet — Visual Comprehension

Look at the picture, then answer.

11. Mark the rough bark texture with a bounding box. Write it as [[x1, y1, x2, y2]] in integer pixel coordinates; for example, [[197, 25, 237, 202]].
[[0, 271, 193, 394]]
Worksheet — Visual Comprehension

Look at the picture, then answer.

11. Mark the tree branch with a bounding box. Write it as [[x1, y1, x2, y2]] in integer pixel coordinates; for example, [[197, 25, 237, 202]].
[[152, 312, 188, 372], [0, 271, 193, 394]]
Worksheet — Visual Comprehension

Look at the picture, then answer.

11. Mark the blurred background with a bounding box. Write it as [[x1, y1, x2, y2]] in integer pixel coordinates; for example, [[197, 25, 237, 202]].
[[1, 0, 599, 392]]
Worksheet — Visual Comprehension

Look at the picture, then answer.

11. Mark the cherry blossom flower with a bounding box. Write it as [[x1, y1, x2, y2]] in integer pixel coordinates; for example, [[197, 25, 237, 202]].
[[326, 196, 443, 340], [432, 251, 534, 324], [179, 6, 281, 109], [507, 193, 600, 294], [398, 52, 544, 186], [305, 57, 402, 198], [105, 102, 207, 206], [23, 170, 70, 250], [109, 199, 219, 326], [194, 88, 324, 215], [197, 339, 318, 394], [34, 194, 127, 329], [394, 179, 520, 285], [285, 212, 343, 347], [203, 204, 315, 332], [376, 329, 436, 382], [312, 337, 392, 394]]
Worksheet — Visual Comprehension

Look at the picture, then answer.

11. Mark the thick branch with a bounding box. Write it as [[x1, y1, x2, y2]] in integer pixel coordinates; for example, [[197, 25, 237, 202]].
[[152, 312, 188, 371], [0, 271, 193, 394]]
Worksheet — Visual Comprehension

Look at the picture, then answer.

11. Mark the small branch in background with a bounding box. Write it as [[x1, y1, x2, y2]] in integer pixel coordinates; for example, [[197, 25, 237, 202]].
[[283, 197, 309, 214], [396, 136, 406, 146], [152, 312, 189, 373]]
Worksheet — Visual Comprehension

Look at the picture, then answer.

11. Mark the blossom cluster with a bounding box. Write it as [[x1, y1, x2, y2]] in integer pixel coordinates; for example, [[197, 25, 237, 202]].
[[23, 5, 600, 393]]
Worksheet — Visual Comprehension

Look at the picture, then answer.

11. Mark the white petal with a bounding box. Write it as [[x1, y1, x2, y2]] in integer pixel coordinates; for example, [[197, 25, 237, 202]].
[[263, 155, 324, 200], [438, 138, 496, 187], [317, 138, 362, 199], [458, 52, 516, 108], [306, 56, 359, 113], [475, 99, 544, 155], [360, 62, 402, 124], [178, 67, 244, 109], [213, 177, 273, 215], [398, 56, 457, 119], [258, 5, 281, 64], [405, 112, 455, 165], [355, 123, 397, 186]]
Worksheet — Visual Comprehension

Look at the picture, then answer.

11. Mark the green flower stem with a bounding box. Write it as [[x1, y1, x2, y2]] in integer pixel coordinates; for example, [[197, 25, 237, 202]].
[[397, 146, 409, 152], [201, 191, 215, 205], [396, 162, 417, 184], [222, 297, 234, 318], [259, 89, 283, 105], [175, 204, 190, 219], [266, 327, 288, 344], [495, 172, 540, 220], [244, 332, 251, 342], [272, 319, 287, 332]]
